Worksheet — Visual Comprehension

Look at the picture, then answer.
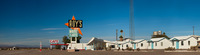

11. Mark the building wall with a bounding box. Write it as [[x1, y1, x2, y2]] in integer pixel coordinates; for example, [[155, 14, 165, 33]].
[[106, 42, 133, 50], [134, 40, 148, 49], [171, 37, 197, 49], [197, 37, 200, 41], [121, 43, 133, 49], [105, 37, 198, 50], [67, 43, 92, 50], [106, 43, 117, 50], [148, 39, 171, 49], [155, 39, 171, 49]]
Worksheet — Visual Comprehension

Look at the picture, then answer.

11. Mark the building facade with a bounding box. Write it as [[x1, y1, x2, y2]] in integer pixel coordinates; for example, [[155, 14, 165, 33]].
[[170, 35, 197, 49], [66, 35, 199, 50], [148, 37, 172, 49], [132, 39, 148, 49], [105, 35, 198, 50]]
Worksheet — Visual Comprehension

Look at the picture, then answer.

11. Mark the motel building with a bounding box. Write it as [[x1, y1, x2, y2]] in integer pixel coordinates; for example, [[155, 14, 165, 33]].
[[132, 39, 148, 49], [170, 35, 197, 49], [66, 37, 106, 50], [64, 35, 199, 50], [104, 35, 199, 50], [105, 38, 133, 50], [192, 35, 200, 47], [148, 37, 172, 49]]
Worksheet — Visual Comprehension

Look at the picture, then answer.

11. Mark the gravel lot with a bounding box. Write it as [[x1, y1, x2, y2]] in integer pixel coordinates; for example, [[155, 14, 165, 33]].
[[0, 49, 200, 55]]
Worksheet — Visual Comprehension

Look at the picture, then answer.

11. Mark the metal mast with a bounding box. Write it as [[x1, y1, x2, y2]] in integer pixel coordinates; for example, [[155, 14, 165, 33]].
[[193, 26, 194, 35], [129, 0, 134, 40]]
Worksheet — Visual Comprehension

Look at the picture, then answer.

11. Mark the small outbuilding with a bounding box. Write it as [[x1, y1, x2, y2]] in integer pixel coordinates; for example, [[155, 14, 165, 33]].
[[132, 39, 148, 49], [170, 35, 197, 49], [105, 38, 132, 50], [148, 37, 171, 49]]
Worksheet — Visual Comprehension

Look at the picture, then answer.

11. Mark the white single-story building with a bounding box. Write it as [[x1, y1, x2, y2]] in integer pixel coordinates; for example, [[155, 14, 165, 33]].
[[148, 37, 171, 49], [105, 38, 133, 50], [132, 39, 148, 49], [170, 35, 197, 49], [67, 37, 105, 50], [191, 35, 200, 46], [67, 43, 92, 50], [66, 35, 199, 50]]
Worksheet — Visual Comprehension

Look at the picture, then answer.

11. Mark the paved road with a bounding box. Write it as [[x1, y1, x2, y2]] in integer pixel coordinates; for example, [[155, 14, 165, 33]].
[[0, 50, 200, 55]]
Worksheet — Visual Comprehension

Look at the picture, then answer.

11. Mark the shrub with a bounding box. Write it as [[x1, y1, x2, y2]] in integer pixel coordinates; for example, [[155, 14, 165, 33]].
[[136, 48, 140, 51], [165, 47, 175, 51], [122, 48, 124, 51], [126, 47, 133, 51], [190, 46, 198, 51], [106, 47, 111, 51], [55, 45, 61, 49], [118, 47, 120, 51], [104, 47, 107, 50]]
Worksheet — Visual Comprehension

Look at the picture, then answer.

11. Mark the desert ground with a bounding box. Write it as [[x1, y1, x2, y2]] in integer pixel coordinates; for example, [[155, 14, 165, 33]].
[[1, 49, 200, 55]]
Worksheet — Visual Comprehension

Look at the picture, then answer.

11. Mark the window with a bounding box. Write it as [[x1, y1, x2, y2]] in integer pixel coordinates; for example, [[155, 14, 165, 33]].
[[155, 42, 157, 46], [72, 37, 75, 41], [111, 45, 115, 48], [188, 41, 190, 45], [69, 47, 71, 49], [161, 42, 163, 46], [118, 44, 121, 47], [181, 41, 184, 46], [141, 43, 143, 47], [172, 41, 174, 46]]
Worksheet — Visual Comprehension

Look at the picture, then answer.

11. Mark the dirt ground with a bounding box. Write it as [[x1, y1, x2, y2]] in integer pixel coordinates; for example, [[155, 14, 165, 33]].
[[0, 49, 200, 55]]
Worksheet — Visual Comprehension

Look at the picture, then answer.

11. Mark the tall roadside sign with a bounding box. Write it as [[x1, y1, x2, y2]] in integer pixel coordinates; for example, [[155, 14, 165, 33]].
[[69, 29, 78, 43], [65, 16, 83, 44]]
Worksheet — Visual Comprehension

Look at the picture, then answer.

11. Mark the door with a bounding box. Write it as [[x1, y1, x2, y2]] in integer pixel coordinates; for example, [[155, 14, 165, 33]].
[[118, 44, 120, 49], [151, 42, 154, 49], [176, 41, 179, 49], [85, 47, 87, 50], [134, 43, 136, 49]]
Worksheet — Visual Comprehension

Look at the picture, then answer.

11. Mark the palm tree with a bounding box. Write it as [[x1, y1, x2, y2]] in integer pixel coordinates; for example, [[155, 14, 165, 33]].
[[77, 34, 82, 43], [62, 36, 70, 49], [119, 35, 123, 38], [119, 30, 124, 41], [62, 35, 70, 44], [120, 29, 123, 34], [120, 29, 124, 38]]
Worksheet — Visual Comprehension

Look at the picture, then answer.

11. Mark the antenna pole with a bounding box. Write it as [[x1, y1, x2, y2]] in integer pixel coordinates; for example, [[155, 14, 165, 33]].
[[193, 26, 194, 35], [130, 0, 134, 40], [116, 29, 118, 41]]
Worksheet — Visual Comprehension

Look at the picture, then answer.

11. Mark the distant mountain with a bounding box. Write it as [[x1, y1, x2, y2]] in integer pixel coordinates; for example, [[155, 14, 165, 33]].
[[0, 44, 49, 48]]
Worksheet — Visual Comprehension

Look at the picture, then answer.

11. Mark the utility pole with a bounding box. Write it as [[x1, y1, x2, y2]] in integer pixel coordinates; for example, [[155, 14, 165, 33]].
[[124, 31, 125, 39], [193, 26, 194, 35], [116, 29, 118, 41]]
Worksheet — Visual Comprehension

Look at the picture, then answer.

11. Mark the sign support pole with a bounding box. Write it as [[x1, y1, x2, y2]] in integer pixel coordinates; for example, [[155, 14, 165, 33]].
[[50, 43, 52, 50], [40, 41, 42, 52]]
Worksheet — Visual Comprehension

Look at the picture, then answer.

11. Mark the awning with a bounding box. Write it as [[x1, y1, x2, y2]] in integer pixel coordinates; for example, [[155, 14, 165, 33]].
[[50, 44, 69, 45]]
